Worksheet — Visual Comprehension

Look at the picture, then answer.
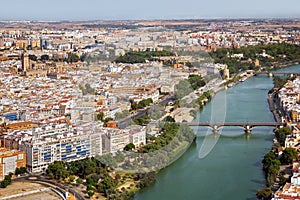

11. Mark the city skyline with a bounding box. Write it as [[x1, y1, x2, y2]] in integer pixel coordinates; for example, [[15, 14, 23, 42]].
[[1, 0, 300, 21]]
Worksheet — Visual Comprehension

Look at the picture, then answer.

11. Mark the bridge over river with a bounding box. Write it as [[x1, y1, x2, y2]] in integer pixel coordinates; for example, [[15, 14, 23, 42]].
[[177, 121, 283, 133], [255, 71, 300, 77]]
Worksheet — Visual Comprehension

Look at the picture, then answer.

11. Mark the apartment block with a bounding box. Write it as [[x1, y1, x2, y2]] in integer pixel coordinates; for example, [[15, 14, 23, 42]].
[[102, 129, 130, 153], [0, 148, 26, 180], [4, 122, 103, 173]]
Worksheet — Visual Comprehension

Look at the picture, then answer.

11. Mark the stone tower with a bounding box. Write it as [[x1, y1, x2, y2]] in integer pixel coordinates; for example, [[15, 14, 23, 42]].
[[21, 51, 29, 72]]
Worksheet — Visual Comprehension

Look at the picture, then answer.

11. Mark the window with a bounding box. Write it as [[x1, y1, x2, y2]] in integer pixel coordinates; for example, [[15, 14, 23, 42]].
[[18, 154, 24, 160]]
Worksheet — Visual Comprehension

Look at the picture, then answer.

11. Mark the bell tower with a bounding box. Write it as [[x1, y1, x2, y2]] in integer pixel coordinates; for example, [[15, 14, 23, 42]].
[[21, 50, 29, 72]]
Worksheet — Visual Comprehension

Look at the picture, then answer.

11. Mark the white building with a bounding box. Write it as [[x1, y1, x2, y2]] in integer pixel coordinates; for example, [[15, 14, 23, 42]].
[[14, 122, 103, 172], [128, 126, 146, 147], [102, 129, 130, 153]]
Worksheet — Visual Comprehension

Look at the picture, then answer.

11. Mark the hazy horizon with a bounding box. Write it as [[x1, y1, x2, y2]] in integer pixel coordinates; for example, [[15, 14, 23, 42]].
[[1, 0, 299, 21], [1, 16, 300, 22]]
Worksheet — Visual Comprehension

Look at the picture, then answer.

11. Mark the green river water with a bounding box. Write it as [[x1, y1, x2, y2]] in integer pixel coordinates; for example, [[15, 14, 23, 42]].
[[135, 64, 300, 200]]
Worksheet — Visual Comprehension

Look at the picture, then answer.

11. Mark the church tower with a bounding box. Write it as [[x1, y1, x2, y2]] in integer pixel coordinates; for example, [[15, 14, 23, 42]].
[[21, 51, 29, 72]]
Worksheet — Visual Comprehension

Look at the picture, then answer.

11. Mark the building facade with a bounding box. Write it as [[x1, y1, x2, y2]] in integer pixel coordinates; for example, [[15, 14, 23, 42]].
[[0, 148, 26, 180]]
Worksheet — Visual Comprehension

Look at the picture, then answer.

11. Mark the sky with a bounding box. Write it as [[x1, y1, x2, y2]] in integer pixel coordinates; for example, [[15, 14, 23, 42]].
[[1, 0, 300, 21]]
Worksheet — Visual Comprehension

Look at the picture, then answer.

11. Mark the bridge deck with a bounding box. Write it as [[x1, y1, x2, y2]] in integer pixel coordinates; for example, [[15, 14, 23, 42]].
[[256, 72, 300, 75], [178, 122, 281, 127]]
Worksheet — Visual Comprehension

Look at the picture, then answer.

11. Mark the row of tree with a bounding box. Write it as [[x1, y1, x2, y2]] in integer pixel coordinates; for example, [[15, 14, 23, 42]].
[[188, 74, 206, 90], [133, 114, 150, 126], [210, 43, 300, 74], [122, 123, 195, 171], [131, 98, 153, 110]]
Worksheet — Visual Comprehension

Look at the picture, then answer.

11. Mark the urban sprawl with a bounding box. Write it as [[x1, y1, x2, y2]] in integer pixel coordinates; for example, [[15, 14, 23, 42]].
[[0, 19, 299, 199]]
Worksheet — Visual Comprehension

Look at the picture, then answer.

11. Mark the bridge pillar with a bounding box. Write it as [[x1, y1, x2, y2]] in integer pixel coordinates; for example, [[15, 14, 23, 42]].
[[268, 72, 273, 77], [213, 125, 218, 134], [244, 125, 251, 134]]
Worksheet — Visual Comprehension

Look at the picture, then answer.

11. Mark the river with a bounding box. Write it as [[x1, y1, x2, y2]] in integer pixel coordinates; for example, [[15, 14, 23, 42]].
[[135, 64, 300, 200]]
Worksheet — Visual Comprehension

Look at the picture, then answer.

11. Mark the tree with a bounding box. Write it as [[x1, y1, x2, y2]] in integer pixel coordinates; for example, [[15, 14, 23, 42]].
[[86, 173, 99, 186], [87, 184, 96, 191], [99, 175, 117, 195], [124, 143, 135, 151], [19, 167, 26, 174], [97, 112, 104, 121], [164, 116, 175, 122], [46, 161, 69, 180], [41, 54, 49, 61], [149, 105, 166, 120], [97, 154, 117, 168], [256, 187, 272, 200], [267, 165, 279, 186], [68, 175, 76, 183], [275, 127, 291, 146], [0, 174, 12, 188], [67, 53, 80, 63], [262, 150, 281, 186], [132, 98, 153, 110], [29, 54, 37, 61], [133, 115, 150, 125], [76, 177, 83, 185], [280, 147, 298, 164], [103, 117, 114, 127], [273, 76, 288, 88], [175, 79, 193, 99], [135, 172, 156, 189], [262, 151, 276, 171], [80, 53, 88, 62], [15, 168, 20, 175], [15, 167, 27, 176], [131, 102, 138, 110], [278, 170, 287, 186], [188, 74, 205, 90], [114, 151, 125, 163]]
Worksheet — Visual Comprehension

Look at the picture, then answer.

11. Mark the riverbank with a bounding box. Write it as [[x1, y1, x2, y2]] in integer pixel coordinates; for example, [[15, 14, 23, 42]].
[[267, 92, 282, 123], [136, 74, 276, 200], [257, 65, 300, 199], [269, 59, 300, 71], [134, 63, 300, 200], [137, 63, 300, 200]]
